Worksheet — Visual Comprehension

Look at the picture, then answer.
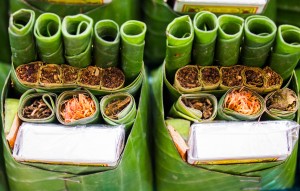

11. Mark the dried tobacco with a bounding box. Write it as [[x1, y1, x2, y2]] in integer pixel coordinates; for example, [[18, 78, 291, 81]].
[[263, 66, 282, 87], [201, 67, 220, 85], [78, 66, 102, 87], [22, 99, 52, 119], [182, 97, 213, 119], [16, 62, 41, 83], [175, 66, 201, 89], [101, 67, 125, 90], [104, 96, 131, 119], [40, 64, 61, 85], [244, 68, 264, 88], [61, 64, 79, 84], [220, 65, 244, 87]]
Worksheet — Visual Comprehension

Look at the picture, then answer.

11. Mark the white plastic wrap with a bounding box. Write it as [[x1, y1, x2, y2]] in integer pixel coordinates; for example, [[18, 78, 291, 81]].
[[188, 120, 299, 165], [13, 122, 125, 166]]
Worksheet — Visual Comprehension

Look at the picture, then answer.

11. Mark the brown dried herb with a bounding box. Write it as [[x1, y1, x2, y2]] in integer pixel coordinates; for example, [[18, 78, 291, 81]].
[[201, 67, 220, 84], [78, 66, 102, 86], [101, 67, 125, 89], [61, 64, 79, 84], [221, 65, 244, 87], [16, 62, 41, 83], [104, 96, 131, 119], [244, 69, 264, 88], [40, 64, 61, 84], [22, 99, 52, 119], [182, 97, 213, 119], [176, 66, 201, 89], [263, 66, 282, 87]]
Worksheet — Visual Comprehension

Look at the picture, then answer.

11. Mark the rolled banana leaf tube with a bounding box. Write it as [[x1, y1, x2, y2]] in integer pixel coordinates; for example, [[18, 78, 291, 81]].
[[77, 66, 102, 90], [199, 66, 220, 90], [215, 15, 244, 66], [100, 92, 136, 131], [263, 66, 283, 93], [264, 88, 299, 120], [18, 89, 57, 123], [241, 15, 277, 67], [217, 87, 265, 121], [169, 94, 217, 122], [9, 9, 37, 66], [34, 13, 64, 64], [56, 89, 100, 125], [62, 14, 93, 68], [15, 61, 42, 87], [93, 20, 120, 68], [61, 64, 79, 86], [173, 65, 202, 93], [241, 67, 265, 93], [220, 65, 244, 90], [165, 15, 194, 78], [39, 64, 62, 87], [193, 11, 218, 66], [100, 67, 125, 91], [270, 25, 300, 80], [120, 20, 146, 82]]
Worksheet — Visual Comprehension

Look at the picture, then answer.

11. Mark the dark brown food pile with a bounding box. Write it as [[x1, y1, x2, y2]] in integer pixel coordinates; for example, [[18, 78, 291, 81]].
[[78, 66, 102, 86], [267, 89, 297, 111], [201, 67, 220, 84], [245, 69, 264, 87], [16, 62, 41, 83], [221, 65, 243, 87], [105, 96, 131, 119], [176, 66, 201, 89], [182, 97, 213, 119], [22, 99, 52, 119], [102, 67, 125, 89], [263, 67, 282, 87], [61, 65, 79, 83], [40, 65, 61, 84]]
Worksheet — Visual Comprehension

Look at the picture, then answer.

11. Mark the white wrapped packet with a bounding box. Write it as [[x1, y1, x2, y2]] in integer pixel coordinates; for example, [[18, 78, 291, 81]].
[[188, 120, 299, 165], [13, 122, 125, 166]]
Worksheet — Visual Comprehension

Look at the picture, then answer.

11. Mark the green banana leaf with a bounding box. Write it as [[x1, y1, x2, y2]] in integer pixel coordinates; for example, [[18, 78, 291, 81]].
[[169, 93, 217, 122], [151, 64, 299, 191], [93, 20, 120, 68], [62, 14, 93, 68], [18, 89, 57, 123], [0, 0, 11, 63], [269, 25, 300, 81], [215, 15, 244, 66], [241, 15, 276, 67], [165, 15, 194, 78], [34, 13, 65, 64], [192, 11, 218, 66], [9, 9, 37, 67], [100, 92, 137, 131], [1, 66, 152, 190], [120, 20, 146, 82]]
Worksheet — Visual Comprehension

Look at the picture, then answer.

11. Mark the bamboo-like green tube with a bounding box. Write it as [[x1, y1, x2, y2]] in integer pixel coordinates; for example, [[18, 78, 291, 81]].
[[9, 9, 37, 66], [165, 15, 194, 78], [193, 11, 218, 66], [241, 15, 277, 67], [269, 25, 300, 80], [93, 20, 120, 68], [215, 15, 244, 66], [62, 14, 93, 68], [34, 13, 64, 64], [120, 20, 146, 82]]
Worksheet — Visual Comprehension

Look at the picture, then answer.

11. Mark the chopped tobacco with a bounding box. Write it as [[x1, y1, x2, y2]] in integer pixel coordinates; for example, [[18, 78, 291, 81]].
[[244, 69, 264, 88], [78, 66, 101, 86], [40, 64, 61, 84], [263, 67, 282, 87], [221, 65, 244, 87], [16, 62, 41, 83], [61, 65, 79, 84], [201, 67, 220, 84], [182, 97, 213, 119], [22, 99, 52, 119], [176, 66, 201, 89], [105, 96, 131, 119], [101, 67, 125, 89]]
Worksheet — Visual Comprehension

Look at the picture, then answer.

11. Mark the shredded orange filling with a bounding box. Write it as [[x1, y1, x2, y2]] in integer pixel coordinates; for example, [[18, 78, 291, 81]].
[[61, 94, 96, 123], [224, 88, 261, 115]]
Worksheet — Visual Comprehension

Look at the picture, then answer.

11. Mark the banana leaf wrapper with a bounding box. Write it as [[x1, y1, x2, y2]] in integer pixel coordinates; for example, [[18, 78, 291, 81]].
[[77, 66, 102, 90], [61, 64, 79, 86], [192, 11, 218, 66], [34, 13, 64, 64], [241, 15, 276, 67], [199, 66, 221, 90], [9, 9, 37, 67], [263, 66, 283, 93], [17, 89, 56, 123], [220, 65, 244, 90], [165, 15, 194, 78], [269, 25, 300, 80], [13, 61, 42, 88], [62, 14, 93, 68], [100, 92, 136, 132], [173, 65, 202, 93], [215, 15, 244, 67], [264, 88, 298, 120], [39, 64, 62, 88], [0, 0, 10, 63], [151, 64, 299, 190], [169, 94, 217, 122], [1, 66, 152, 190], [56, 89, 99, 126], [93, 20, 120, 68], [100, 67, 125, 91], [241, 67, 266, 94], [120, 20, 146, 82]]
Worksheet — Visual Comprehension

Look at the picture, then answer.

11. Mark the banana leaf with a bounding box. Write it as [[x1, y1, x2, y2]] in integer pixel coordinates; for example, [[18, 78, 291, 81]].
[[93, 20, 120, 68], [100, 92, 137, 131], [18, 89, 57, 123], [151, 64, 299, 191], [192, 11, 218, 66], [62, 14, 93, 68], [9, 9, 37, 67], [120, 20, 146, 82], [169, 93, 217, 122], [34, 13, 65, 64], [241, 15, 276, 67], [56, 89, 99, 125], [215, 15, 244, 66], [1, 66, 152, 190], [269, 25, 300, 81], [0, 0, 11, 63]]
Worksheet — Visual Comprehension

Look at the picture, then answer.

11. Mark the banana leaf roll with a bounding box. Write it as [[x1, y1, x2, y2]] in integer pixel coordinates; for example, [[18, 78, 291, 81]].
[[169, 94, 217, 122], [18, 89, 56, 123], [62, 14, 93, 68], [14, 61, 42, 87], [173, 65, 201, 93], [263, 66, 283, 93], [215, 15, 244, 66], [93, 20, 120, 68], [241, 15, 277, 67], [241, 67, 265, 93], [269, 25, 300, 80], [34, 13, 64, 64], [100, 92, 136, 131], [77, 66, 102, 90], [39, 64, 62, 87], [264, 88, 298, 120], [61, 64, 79, 86], [9, 9, 37, 67], [199, 66, 220, 90], [120, 20, 146, 82], [220, 65, 244, 90], [100, 67, 125, 91], [192, 11, 218, 66]]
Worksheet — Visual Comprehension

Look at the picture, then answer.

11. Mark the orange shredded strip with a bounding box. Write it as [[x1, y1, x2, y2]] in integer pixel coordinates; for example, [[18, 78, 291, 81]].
[[224, 88, 261, 115], [61, 94, 96, 123]]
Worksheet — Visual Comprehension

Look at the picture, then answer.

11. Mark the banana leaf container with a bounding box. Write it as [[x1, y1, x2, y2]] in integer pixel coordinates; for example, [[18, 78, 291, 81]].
[[1, 65, 153, 190], [0, 0, 10, 63], [150, 62, 300, 191]]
